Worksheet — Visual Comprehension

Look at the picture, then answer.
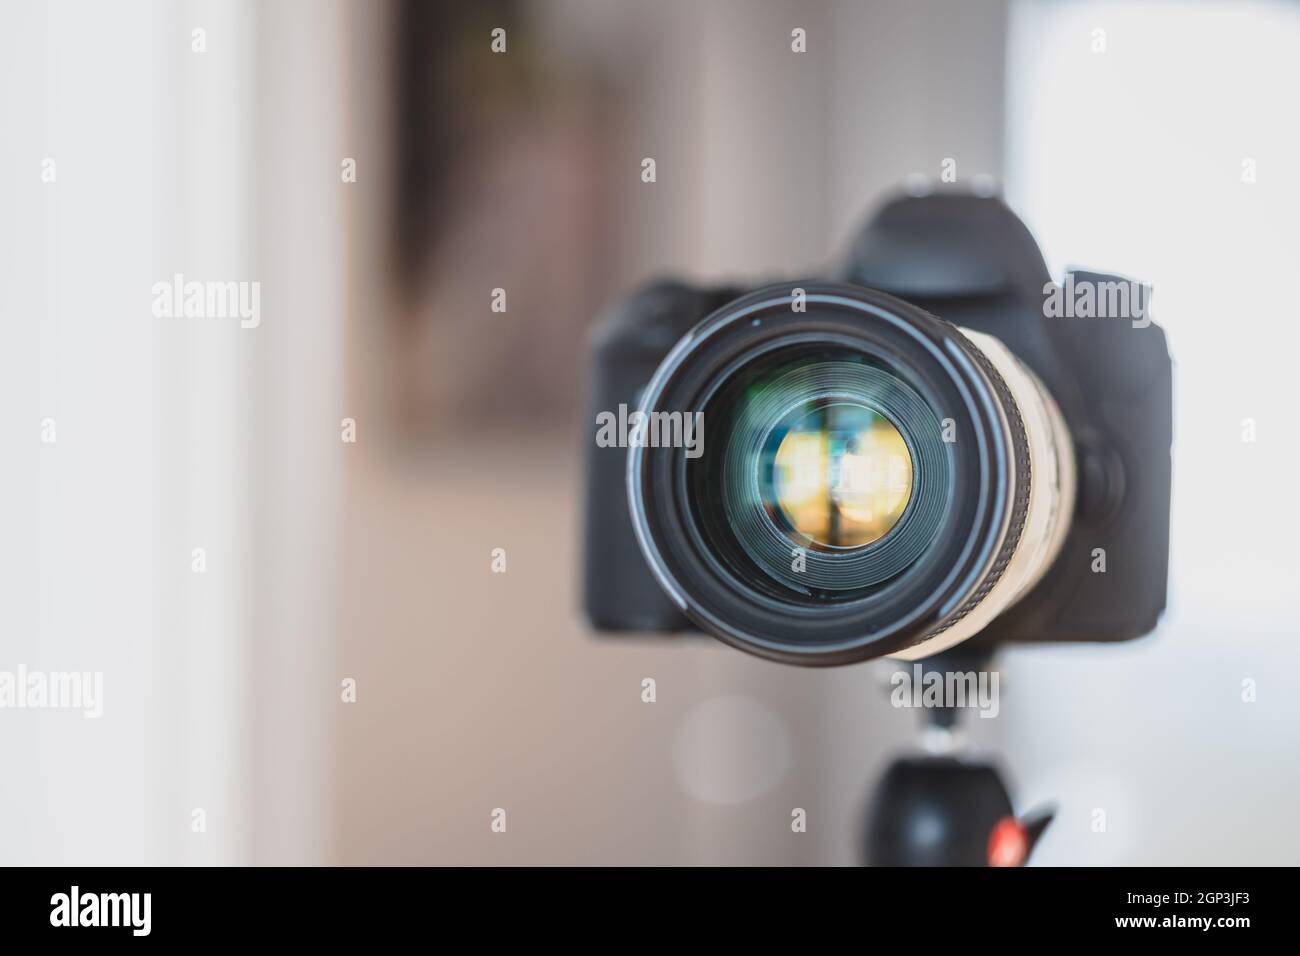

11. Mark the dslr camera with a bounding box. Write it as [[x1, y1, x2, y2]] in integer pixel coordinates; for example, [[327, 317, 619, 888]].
[[583, 194, 1171, 665]]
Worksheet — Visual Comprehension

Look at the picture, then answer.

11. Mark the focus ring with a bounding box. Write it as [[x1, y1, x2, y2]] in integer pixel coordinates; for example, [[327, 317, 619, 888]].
[[916, 323, 1032, 645]]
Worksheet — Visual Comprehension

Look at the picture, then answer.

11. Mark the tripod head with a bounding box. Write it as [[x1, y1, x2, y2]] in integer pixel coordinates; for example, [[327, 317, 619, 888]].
[[863, 649, 1055, 866]]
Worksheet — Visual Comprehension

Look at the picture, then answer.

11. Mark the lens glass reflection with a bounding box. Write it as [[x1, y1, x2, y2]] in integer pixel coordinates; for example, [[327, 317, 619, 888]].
[[769, 403, 912, 549]]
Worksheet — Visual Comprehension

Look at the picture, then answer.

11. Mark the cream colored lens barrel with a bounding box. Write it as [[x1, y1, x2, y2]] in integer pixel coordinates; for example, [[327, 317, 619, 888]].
[[891, 328, 1077, 661]]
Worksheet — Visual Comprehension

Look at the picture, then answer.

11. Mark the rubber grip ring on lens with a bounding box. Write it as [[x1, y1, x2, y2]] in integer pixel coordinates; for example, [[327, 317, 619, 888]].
[[916, 322, 1032, 645]]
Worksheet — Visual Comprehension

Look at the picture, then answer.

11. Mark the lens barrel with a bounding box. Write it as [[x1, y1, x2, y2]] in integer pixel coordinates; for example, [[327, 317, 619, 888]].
[[627, 283, 1074, 665]]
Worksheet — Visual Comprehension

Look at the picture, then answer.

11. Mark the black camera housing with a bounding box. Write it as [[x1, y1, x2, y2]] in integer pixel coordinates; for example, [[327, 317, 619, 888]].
[[583, 194, 1171, 653]]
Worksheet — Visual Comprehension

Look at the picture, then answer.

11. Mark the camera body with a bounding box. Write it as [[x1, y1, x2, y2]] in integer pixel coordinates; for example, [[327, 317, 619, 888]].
[[584, 194, 1171, 656]]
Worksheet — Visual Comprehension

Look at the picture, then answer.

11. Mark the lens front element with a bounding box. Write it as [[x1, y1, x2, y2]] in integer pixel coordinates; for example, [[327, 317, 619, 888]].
[[770, 402, 913, 550], [704, 350, 952, 597]]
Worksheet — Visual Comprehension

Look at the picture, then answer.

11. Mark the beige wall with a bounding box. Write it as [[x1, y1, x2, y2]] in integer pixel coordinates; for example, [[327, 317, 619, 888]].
[[332, 0, 1009, 865]]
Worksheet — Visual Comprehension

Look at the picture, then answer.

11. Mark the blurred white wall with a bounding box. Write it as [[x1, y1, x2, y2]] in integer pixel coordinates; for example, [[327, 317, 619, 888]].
[[0, 0, 259, 864], [0, 0, 351, 865], [1003, 0, 1300, 864]]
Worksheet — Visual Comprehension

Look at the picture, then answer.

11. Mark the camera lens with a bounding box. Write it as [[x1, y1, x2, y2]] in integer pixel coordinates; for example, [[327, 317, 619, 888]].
[[628, 283, 1075, 665]]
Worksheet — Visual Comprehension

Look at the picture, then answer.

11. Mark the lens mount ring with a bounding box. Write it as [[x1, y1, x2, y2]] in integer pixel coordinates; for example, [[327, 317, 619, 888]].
[[628, 282, 1028, 665]]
